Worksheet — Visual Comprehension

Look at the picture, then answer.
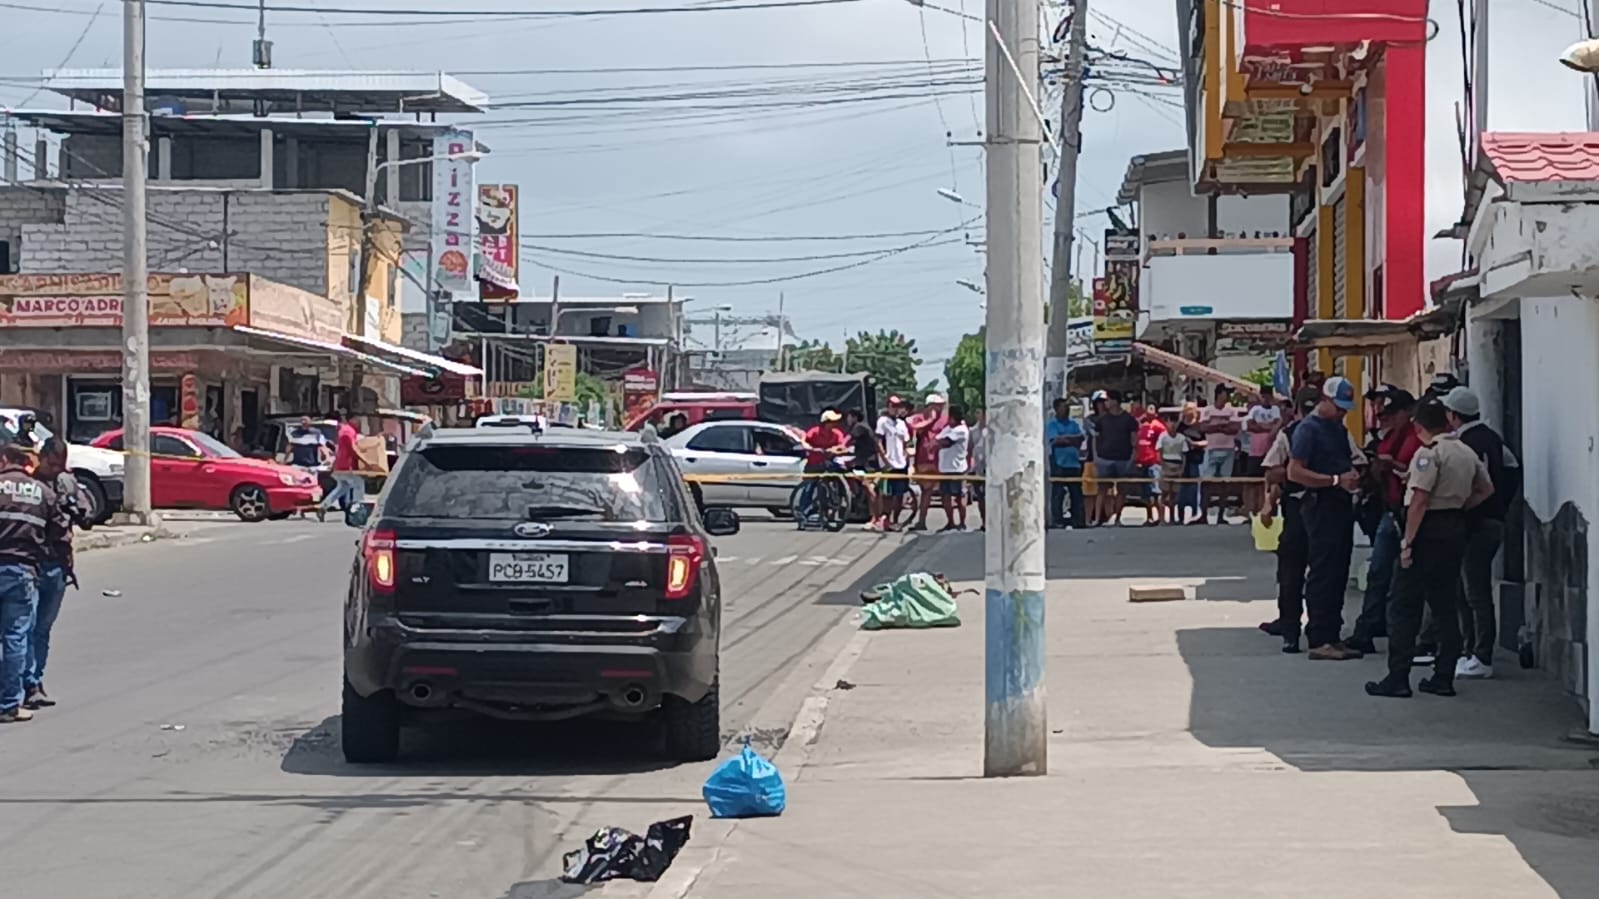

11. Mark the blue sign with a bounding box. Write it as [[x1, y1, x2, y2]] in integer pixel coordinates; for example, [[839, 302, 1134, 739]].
[[1179, 305, 1214, 316]]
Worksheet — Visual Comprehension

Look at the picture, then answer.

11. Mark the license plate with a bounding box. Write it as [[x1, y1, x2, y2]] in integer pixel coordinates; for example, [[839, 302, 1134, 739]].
[[488, 552, 570, 583]]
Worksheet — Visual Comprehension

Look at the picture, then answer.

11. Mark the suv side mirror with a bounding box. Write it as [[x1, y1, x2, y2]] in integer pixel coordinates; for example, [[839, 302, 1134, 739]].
[[702, 507, 740, 537], [344, 502, 373, 528]]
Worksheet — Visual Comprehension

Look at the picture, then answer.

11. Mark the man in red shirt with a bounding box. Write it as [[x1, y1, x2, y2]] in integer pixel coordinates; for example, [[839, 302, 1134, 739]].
[[1134, 406, 1168, 525], [1345, 387, 1418, 653], [797, 409, 847, 520], [317, 410, 364, 522]]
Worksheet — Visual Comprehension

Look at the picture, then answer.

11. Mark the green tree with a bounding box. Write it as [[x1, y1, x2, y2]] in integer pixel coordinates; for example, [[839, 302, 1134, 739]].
[[1068, 280, 1089, 318], [786, 339, 839, 373], [943, 327, 985, 413], [517, 371, 610, 409], [843, 329, 928, 401]]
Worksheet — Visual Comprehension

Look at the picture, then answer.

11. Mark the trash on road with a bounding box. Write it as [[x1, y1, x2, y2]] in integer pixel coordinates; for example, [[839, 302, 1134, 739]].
[[159, 724, 185, 731], [703, 743, 787, 818], [1128, 585, 1187, 603], [559, 815, 693, 884], [101, 589, 123, 598], [859, 571, 961, 630]]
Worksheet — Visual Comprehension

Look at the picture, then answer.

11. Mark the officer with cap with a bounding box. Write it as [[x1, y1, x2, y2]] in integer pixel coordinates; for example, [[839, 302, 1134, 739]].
[[1367, 398, 1494, 698], [0, 442, 65, 723], [1285, 376, 1365, 660]]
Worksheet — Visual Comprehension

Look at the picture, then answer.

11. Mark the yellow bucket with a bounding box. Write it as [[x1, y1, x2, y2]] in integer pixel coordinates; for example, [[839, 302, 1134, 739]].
[[1250, 513, 1282, 552]]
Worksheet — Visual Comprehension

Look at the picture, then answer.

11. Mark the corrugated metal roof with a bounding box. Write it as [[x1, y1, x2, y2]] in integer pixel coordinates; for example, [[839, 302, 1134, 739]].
[[38, 68, 489, 114], [1118, 149, 1191, 204], [1480, 131, 1599, 184]]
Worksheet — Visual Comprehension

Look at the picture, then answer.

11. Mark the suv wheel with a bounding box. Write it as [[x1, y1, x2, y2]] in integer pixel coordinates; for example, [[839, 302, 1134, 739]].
[[341, 678, 400, 764], [662, 679, 721, 762]]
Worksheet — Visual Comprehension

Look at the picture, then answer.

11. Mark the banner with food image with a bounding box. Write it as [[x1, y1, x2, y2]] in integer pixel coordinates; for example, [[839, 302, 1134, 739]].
[[0, 273, 248, 327], [430, 130, 477, 295], [1093, 261, 1138, 351], [476, 184, 520, 301]]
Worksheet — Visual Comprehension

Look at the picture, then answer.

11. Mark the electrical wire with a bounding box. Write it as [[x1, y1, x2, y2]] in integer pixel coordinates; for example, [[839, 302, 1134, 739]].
[[519, 227, 970, 242], [519, 238, 965, 264], [144, 0, 863, 16], [521, 218, 979, 288], [14, 3, 103, 108]]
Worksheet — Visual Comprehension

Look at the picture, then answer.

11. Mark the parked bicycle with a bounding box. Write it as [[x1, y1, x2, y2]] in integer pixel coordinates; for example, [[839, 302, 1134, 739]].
[[793, 457, 852, 532]]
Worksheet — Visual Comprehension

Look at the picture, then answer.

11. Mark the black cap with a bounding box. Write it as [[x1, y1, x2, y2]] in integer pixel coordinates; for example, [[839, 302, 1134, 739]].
[[1367, 384, 1416, 416], [1424, 372, 1462, 399]]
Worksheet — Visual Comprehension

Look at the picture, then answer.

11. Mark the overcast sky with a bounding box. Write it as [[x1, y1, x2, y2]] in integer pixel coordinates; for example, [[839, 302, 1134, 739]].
[[0, 0, 1592, 380]]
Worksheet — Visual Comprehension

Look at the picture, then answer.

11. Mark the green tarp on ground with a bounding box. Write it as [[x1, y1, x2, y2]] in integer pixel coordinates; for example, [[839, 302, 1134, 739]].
[[860, 572, 962, 630]]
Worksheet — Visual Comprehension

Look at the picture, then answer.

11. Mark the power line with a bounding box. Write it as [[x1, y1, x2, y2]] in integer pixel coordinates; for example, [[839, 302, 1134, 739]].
[[519, 227, 974, 242], [143, 0, 862, 15], [519, 238, 964, 264]]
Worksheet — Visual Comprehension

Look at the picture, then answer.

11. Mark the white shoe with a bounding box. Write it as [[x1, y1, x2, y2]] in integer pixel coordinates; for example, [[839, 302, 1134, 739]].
[[1456, 657, 1495, 679]]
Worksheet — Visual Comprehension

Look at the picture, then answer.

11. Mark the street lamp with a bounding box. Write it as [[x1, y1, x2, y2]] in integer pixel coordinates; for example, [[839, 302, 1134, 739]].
[[955, 279, 985, 294], [1561, 38, 1599, 72], [938, 187, 980, 207]]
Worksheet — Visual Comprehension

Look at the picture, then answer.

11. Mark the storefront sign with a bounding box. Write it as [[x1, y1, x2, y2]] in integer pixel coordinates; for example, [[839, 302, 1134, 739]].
[[1066, 318, 1094, 362], [1217, 321, 1292, 339], [245, 276, 346, 342], [0, 350, 201, 373], [1103, 233, 1140, 259], [400, 372, 468, 405], [430, 130, 477, 295], [1093, 263, 1138, 353], [476, 184, 520, 301], [543, 342, 577, 401], [0, 273, 249, 328], [622, 367, 660, 425]]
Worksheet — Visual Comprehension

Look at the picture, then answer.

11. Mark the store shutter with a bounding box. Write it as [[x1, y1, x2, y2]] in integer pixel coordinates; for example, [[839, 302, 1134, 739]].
[[1306, 224, 1319, 319], [1331, 195, 1348, 319]]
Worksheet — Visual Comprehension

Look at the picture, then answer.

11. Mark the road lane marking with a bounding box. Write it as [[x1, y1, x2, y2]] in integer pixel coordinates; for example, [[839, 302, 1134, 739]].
[[772, 555, 797, 565]]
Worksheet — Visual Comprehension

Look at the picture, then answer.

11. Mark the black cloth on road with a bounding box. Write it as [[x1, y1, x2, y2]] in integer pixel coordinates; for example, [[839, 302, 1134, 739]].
[[1301, 488, 1354, 648], [1274, 495, 1309, 639], [1387, 510, 1469, 681], [561, 815, 693, 884]]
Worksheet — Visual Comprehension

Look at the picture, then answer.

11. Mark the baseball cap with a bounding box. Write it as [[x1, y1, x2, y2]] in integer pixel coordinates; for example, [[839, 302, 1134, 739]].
[[820, 410, 842, 422], [1367, 384, 1416, 416], [1441, 386, 1481, 417], [1090, 389, 1109, 402], [1425, 372, 1462, 399], [1322, 375, 1356, 411], [925, 392, 946, 405], [887, 394, 905, 406]]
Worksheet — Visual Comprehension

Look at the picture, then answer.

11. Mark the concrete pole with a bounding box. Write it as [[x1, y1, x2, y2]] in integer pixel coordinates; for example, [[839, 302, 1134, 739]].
[[983, 0, 1048, 776], [121, 0, 153, 523], [1043, 0, 1088, 402]]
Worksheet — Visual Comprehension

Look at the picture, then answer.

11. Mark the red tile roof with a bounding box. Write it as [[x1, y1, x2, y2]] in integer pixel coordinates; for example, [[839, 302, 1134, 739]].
[[1480, 132, 1599, 183]]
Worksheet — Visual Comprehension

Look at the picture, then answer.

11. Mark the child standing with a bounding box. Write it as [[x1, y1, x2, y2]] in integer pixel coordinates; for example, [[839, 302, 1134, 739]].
[[1156, 415, 1191, 526]]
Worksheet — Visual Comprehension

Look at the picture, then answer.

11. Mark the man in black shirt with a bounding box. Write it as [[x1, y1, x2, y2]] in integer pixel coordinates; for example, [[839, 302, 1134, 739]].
[[1442, 387, 1518, 679], [844, 409, 882, 526], [1091, 390, 1139, 526]]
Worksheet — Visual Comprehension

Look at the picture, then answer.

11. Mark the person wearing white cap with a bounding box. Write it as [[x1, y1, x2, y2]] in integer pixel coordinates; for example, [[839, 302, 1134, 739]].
[[1432, 385, 1520, 679]]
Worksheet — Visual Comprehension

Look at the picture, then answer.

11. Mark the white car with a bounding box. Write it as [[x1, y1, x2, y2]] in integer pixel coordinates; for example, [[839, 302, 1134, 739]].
[[0, 408, 124, 524], [662, 420, 810, 515]]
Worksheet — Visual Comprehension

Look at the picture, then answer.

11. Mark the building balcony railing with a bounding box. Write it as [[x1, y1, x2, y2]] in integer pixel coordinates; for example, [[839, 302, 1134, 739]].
[[1145, 236, 1294, 260]]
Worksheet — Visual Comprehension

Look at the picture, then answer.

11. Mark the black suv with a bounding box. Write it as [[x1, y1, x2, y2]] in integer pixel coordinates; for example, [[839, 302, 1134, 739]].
[[340, 424, 739, 764]]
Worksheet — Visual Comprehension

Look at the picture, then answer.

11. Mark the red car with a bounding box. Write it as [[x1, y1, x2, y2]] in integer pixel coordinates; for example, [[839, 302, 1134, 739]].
[[90, 426, 322, 522]]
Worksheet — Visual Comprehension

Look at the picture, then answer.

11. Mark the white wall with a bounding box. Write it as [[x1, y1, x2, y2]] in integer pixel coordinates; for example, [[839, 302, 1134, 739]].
[[1520, 293, 1599, 733], [1138, 181, 1208, 240], [1216, 194, 1289, 236], [1143, 253, 1295, 322]]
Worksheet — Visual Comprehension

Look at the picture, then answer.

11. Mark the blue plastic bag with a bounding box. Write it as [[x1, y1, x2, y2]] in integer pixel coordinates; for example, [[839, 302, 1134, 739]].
[[702, 744, 787, 818]]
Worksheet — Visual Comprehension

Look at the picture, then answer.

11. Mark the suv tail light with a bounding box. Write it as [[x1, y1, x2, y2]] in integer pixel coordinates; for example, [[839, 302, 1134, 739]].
[[364, 529, 397, 594], [665, 534, 705, 599]]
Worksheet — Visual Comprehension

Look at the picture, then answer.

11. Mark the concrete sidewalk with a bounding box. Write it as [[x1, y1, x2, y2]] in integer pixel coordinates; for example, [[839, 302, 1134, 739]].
[[672, 525, 1599, 898]]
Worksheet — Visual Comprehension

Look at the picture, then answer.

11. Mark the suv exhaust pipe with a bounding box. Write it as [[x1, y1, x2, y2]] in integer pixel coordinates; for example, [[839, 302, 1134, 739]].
[[618, 684, 648, 708], [409, 682, 435, 703]]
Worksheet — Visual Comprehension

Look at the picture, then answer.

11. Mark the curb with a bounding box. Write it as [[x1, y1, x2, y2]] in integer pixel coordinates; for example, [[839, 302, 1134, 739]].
[[642, 534, 950, 899], [76, 526, 180, 553]]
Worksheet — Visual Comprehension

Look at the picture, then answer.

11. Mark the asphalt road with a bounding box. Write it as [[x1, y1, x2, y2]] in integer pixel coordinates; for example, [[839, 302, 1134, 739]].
[[0, 516, 936, 898]]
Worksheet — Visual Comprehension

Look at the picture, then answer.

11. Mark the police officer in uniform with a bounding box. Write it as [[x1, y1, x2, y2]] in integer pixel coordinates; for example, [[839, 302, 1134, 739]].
[[1286, 376, 1365, 660], [1366, 398, 1494, 698], [0, 442, 62, 723]]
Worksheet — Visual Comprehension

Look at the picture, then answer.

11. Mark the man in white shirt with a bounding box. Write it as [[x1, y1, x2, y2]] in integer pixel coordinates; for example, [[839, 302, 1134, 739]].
[[874, 396, 912, 530], [935, 407, 970, 531]]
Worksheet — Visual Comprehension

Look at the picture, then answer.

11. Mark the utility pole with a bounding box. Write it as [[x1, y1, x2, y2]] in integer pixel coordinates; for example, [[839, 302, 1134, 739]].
[[983, 0, 1048, 776], [121, 0, 153, 524], [1044, 0, 1088, 402], [349, 124, 379, 413]]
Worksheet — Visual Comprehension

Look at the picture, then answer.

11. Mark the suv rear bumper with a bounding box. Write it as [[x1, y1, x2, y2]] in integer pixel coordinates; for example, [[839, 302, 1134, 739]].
[[347, 617, 716, 716]]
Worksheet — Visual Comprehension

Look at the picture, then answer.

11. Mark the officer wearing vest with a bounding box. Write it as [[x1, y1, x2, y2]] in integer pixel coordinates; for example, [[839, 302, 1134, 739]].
[[1366, 398, 1494, 699], [0, 442, 63, 723]]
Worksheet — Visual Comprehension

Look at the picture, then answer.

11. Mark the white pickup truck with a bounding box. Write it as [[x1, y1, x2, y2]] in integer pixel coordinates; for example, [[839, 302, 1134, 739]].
[[0, 408, 124, 524]]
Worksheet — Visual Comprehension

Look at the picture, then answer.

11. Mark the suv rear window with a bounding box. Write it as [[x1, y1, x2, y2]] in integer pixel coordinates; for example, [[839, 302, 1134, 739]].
[[383, 444, 680, 521]]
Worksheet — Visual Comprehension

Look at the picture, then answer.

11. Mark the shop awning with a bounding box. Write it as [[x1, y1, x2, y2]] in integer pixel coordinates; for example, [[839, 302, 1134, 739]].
[[1132, 342, 1262, 398], [344, 334, 483, 377], [1294, 302, 1462, 351], [233, 325, 431, 376]]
